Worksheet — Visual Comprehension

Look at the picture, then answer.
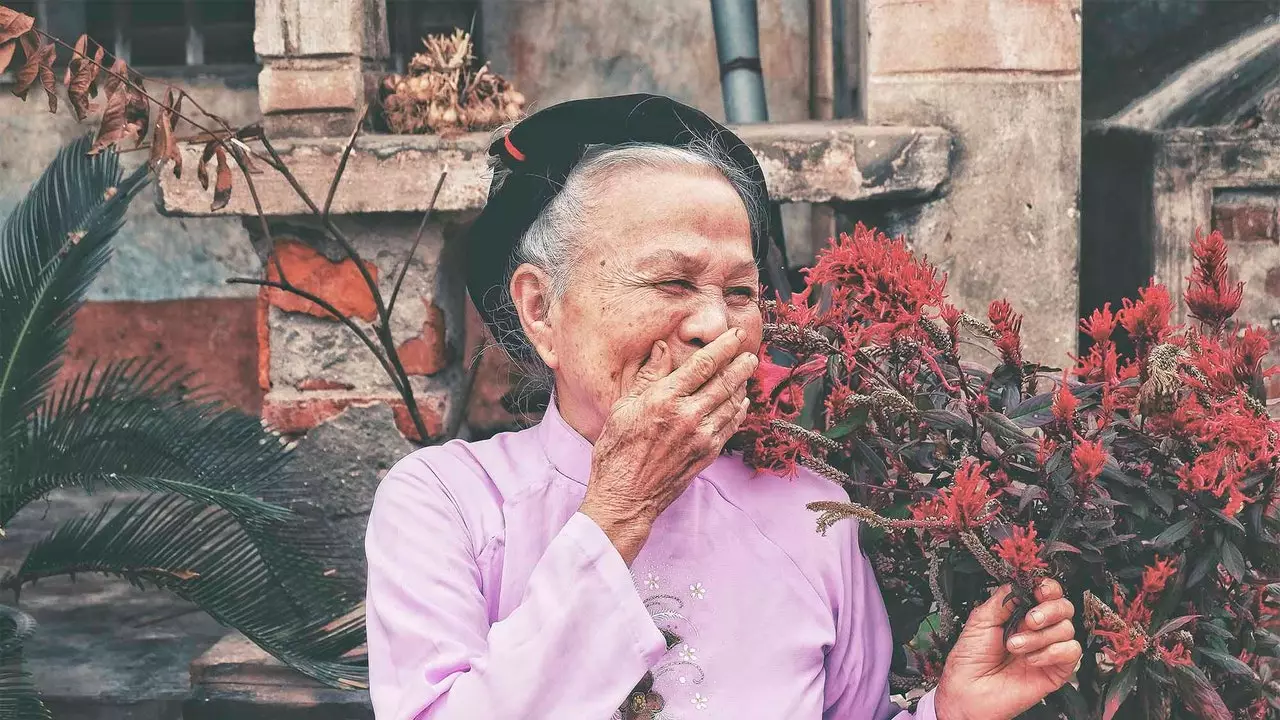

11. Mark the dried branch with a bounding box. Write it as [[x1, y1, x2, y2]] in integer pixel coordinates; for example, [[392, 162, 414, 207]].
[[323, 105, 370, 219], [388, 171, 447, 317]]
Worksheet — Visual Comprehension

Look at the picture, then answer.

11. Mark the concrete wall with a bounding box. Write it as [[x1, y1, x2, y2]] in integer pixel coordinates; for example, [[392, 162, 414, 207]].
[[862, 0, 1083, 362], [0, 77, 265, 411]]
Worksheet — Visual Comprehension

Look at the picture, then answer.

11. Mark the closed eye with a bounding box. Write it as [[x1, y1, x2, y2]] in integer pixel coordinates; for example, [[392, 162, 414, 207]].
[[660, 279, 697, 292], [727, 286, 756, 300]]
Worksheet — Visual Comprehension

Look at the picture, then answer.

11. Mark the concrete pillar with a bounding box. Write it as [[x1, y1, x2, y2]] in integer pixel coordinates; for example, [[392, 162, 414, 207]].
[[254, 0, 390, 137], [861, 0, 1083, 361]]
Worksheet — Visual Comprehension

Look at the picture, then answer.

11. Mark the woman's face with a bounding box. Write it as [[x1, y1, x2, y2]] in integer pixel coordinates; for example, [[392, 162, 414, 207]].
[[513, 166, 764, 442]]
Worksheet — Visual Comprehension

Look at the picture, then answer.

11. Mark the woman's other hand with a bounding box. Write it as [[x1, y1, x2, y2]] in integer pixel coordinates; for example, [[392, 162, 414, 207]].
[[579, 328, 757, 564], [935, 579, 1083, 720]]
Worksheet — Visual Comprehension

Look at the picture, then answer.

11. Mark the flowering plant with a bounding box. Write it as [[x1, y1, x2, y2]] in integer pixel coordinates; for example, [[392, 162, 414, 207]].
[[736, 225, 1280, 719]]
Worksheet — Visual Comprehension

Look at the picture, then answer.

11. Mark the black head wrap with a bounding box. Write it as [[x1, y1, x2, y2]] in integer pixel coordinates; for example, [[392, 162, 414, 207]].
[[465, 93, 788, 363]]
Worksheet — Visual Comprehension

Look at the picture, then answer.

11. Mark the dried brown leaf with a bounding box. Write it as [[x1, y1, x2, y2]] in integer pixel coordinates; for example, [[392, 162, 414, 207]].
[[196, 138, 219, 190], [11, 32, 39, 100], [212, 145, 233, 211], [149, 90, 173, 173], [0, 6, 34, 45], [226, 138, 261, 174], [90, 83, 143, 154], [0, 40, 14, 76], [100, 57, 126, 97], [36, 37, 56, 113], [62, 34, 85, 86], [125, 87, 149, 149], [65, 35, 102, 121]]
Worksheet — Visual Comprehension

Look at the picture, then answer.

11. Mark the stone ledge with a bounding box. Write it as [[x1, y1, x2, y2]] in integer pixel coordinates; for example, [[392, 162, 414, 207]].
[[157, 122, 953, 217], [185, 633, 371, 720]]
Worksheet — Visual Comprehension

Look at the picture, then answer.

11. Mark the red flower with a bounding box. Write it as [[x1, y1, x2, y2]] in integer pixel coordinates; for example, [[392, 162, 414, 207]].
[[1080, 303, 1119, 344], [1185, 229, 1243, 330], [1093, 626, 1147, 670], [1141, 556, 1177, 596], [1071, 436, 1107, 489], [1118, 282, 1174, 357], [1157, 638, 1192, 667], [939, 303, 962, 349], [806, 223, 948, 335], [1036, 437, 1059, 467], [994, 524, 1048, 573], [988, 300, 1024, 369], [945, 459, 1000, 528], [910, 459, 999, 531], [1052, 376, 1078, 426]]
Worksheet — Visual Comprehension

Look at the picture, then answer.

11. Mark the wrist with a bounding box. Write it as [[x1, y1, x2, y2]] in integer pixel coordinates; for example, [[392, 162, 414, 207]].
[[578, 501, 653, 565]]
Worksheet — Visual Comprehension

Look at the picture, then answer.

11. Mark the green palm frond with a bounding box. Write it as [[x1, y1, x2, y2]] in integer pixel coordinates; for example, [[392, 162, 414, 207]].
[[0, 606, 49, 720], [2, 495, 366, 688], [0, 136, 150, 448], [3, 357, 294, 526]]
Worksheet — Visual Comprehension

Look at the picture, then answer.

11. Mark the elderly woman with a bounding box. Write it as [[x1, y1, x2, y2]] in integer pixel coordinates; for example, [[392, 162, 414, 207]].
[[366, 95, 1081, 720]]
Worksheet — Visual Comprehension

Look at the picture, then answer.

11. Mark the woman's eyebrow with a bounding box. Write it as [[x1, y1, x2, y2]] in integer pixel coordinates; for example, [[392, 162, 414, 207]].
[[635, 248, 709, 274]]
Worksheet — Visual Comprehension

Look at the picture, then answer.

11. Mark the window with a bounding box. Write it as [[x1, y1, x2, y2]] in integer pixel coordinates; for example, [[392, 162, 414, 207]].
[[4, 0, 256, 75], [88, 0, 256, 69], [387, 0, 482, 73]]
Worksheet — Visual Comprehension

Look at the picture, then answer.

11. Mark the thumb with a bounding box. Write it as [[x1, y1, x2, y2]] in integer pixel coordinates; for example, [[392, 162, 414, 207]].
[[967, 584, 1017, 629], [630, 341, 672, 396]]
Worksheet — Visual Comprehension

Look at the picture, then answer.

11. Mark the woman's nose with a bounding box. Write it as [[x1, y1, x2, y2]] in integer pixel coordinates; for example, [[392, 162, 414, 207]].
[[678, 297, 730, 349]]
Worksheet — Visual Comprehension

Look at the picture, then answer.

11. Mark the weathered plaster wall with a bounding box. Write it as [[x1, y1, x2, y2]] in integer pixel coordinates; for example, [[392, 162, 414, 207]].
[[863, 0, 1083, 363], [481, 0, 811, 123], [0, 77, 265, 412]]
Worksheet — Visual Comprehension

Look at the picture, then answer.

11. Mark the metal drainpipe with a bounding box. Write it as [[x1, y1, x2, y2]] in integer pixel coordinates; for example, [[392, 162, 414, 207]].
[[710, 0, 769, 123], [710, 0, 790, 297]]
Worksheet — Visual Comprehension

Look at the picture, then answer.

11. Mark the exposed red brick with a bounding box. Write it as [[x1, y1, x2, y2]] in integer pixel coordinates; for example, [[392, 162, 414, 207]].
[[257, 287, 272, 392], [397, 300, 449, 376], [261, 396, 361, 434], [265, 239, 379, 322], [1212, 203, 1277, 244], [63, 299, 262, 413], [1265, 267, 1280, 298], [390, 398, 446, 443], [294, 378, 356, 392]]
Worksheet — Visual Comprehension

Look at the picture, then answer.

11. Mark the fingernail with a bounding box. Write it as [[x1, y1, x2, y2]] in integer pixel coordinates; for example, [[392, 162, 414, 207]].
[[746, 353, 759, 367], [734, 328, 746, 341], [1030, 610, 1045, 626], [1010, 635, 1026, 649]]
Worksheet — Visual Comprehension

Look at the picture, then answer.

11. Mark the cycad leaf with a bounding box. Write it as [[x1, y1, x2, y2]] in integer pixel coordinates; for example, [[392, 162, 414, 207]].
[[0, 605, 48, 720], [0, 136, 150, 447], [4, 358, 292, 525], [4, 495, 366, 688]]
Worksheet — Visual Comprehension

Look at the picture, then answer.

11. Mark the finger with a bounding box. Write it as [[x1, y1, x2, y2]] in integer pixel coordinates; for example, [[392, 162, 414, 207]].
[[666, 328, 745, 395], [1020, 598, 1075, 633], [967, 584, 1016, 628], [693, 351, 758, 411], [710, 396, 751, 449], [1035, 578, 1064, 603], [1007, 619, 1075, 655], [630, 341, 673, 396], [1024, 639, 1083, 669]]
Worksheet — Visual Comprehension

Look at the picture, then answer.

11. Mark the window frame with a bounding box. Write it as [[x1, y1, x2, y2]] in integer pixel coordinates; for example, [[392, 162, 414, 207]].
[[1, 0, 258, 85]]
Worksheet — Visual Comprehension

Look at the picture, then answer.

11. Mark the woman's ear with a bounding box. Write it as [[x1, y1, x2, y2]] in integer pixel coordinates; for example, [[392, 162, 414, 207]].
[[509, 263, 560, 369]]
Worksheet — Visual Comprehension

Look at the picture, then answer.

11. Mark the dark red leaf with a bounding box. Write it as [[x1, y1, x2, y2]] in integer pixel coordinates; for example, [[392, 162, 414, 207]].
[[0, 6, 34, 45], [1153, 614, 1198, 638], [1172, 664, 1232, 720], [35, 36, 56, 113], [1102, 662, 1137, 720], [90, 80, 144, 154], [149, 89, 174, 174], [212, 145, 233, 211]]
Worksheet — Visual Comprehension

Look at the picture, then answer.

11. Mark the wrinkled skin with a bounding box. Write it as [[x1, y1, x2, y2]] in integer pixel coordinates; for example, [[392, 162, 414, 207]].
[[508, 165, 1080, 720]]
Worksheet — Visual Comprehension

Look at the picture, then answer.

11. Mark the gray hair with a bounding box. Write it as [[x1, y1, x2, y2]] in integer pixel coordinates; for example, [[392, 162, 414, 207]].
[[489, 135, 766, 377]]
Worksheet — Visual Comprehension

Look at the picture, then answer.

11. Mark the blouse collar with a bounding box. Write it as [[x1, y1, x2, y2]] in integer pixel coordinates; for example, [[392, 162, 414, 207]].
[[536, 395, 594, 485]]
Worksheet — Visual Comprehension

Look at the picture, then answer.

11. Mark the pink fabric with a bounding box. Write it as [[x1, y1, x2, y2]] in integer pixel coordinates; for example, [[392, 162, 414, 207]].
[[366, 400, 940, 719]]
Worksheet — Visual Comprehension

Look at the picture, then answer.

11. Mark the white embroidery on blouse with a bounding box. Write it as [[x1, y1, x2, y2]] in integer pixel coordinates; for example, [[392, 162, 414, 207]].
[[691, 693, 709, 711], [689, 582, 705, 600], [678, 644, 697, 663], [644, 572, 661, 590]]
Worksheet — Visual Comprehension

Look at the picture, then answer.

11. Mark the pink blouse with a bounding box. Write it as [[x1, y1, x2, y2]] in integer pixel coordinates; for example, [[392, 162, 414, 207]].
[[365, 399, 940, 719]]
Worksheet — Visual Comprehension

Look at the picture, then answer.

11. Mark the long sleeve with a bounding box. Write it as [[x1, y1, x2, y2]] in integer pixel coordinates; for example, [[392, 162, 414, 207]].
[[365, 455, 668, 720], [822, 518, 941, 720]]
